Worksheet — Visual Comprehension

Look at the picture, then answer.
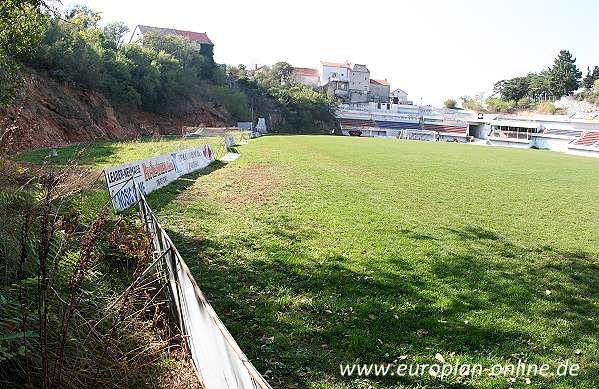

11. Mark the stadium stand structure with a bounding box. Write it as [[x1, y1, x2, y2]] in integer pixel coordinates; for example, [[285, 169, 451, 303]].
[[338, 118, 377, 128], [423, 123, 468, 134], [543, 128, 584, 137], [375, 120, 421, 130], [572, 130, 599, 147]]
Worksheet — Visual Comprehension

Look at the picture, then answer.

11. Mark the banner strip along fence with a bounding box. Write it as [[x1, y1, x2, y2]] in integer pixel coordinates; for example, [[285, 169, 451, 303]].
[[104, 144, 216, 212], [104, 139, 271, 388]]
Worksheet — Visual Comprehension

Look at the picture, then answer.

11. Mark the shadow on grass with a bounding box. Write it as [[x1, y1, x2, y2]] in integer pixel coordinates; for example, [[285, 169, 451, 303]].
[[145, 161, 227, 212], [159, 216, 599, 388]]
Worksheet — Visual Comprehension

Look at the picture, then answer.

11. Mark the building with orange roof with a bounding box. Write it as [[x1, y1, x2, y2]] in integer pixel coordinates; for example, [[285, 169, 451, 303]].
[[370, 79, 391, 103], [291, 67, 319, 86]]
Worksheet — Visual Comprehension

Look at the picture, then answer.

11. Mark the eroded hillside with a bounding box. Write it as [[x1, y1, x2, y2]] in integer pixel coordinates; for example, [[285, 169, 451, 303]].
[[0, 69, 227, 152]]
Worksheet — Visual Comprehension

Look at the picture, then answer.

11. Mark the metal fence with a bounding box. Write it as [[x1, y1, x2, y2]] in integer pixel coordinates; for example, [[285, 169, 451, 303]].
[[124, 174, 271, 388]]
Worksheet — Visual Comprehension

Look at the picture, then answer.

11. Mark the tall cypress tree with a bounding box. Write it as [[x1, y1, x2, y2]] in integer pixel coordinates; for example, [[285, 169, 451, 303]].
[[582, 66, 599, 89], [547, 50, 582, 98]]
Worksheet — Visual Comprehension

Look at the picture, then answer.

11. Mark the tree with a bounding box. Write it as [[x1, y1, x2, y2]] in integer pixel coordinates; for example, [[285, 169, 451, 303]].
[[443, 98, 457, 109], [525, 72, 550, 101], [582, 66, 599, 89], [272, 61, 293, 85], [102, 22, 129, 50], [493, 77, 529, 101], [460, 95, 483, 111], [65, 4, 101, 29], [547, 50, 581, 98], [0, 0, 49, 107]]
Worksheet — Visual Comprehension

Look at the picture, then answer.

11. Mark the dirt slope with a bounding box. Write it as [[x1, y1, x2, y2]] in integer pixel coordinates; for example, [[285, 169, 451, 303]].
[[0, 70, 227, 152]]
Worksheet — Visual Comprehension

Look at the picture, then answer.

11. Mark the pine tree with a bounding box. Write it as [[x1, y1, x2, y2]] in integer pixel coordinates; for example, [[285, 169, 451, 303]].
[[582, 66, 599, 89], [547, 50, 582, 98]]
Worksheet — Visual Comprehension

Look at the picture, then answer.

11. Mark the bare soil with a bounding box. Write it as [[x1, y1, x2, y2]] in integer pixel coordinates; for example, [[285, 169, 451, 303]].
[[0, 70, 227, 153]]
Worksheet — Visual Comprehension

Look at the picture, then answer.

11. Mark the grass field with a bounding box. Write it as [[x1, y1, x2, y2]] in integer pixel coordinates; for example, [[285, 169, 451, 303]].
[[16, 135, 221, 168], [144, 135, 599, 388], [18, 135, 599, 388]]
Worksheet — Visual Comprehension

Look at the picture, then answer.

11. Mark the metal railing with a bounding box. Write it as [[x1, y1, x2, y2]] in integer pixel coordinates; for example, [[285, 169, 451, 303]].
[[131, 182, 271, 389]]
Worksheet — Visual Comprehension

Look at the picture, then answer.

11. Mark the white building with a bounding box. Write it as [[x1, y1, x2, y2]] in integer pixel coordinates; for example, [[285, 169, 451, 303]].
[[129, 25, 213, 51], [391, 88, 409, 104], [319, 61, 351, 86]]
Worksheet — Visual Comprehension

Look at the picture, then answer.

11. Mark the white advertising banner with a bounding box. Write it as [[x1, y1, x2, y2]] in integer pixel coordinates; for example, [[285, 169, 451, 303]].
[[105, 144, 215, 211], [225, 135, 236, 147]]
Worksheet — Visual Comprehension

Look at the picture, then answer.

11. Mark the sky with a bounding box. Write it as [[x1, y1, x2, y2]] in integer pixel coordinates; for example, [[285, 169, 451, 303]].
[[64, 0, 599, 106]]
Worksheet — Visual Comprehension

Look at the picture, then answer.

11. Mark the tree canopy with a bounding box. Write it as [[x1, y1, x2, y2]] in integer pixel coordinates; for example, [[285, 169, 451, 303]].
[[491, 50, 582, 106], [0, 0, 50, 107], [546, 50, 581, 97]]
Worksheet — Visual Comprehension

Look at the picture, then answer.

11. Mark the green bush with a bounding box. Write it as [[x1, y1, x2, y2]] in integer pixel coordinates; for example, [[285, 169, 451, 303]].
[[208, 85, 252, 121], [443, 99, 457, 109], [535, 101, 557, 114], [20, 7, 336, 130], [486, 97, 516, 113], [516, 96, 530, 109], [26, 13, 219, 114]]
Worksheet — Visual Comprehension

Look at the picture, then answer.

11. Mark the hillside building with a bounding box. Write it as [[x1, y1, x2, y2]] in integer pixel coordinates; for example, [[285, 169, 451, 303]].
[[130, 25, 213, 52], [391, 88, 409, 105], [291, 67, 319, 86], [369, 79, 391, 103]]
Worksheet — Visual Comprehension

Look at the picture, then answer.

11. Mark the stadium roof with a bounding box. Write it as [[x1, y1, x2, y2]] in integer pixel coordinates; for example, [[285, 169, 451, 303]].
[[491, 119, 540, 129], [137, 25, 213, 45]]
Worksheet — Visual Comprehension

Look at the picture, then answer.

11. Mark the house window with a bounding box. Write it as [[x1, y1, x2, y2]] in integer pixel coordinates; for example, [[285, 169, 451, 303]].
[[377, 103, 381, 109]]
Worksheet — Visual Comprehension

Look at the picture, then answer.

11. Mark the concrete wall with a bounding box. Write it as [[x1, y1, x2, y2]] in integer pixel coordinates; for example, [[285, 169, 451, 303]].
[[469, 124, 489, 139], [293, 74, 319, 86], [349, 70, 369, 92], [566, 147, 599, 158], [530, 135, 572, 152], [487, 139, 531, 149], [370, 82, 390, 103], [439, 134, 469, 143]]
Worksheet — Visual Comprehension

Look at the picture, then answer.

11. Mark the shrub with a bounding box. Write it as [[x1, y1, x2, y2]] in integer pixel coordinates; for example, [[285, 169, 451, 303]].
[[444, 99, 457, 109], [486, 98, 516, 113], [536, 101, 557, 114], [516, 96, 530, 109]]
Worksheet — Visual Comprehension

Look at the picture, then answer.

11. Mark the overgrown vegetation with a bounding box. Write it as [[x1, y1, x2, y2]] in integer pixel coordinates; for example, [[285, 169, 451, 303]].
[[0, 158, 191, 387], [576, 79, 599, 106], [23, 5, 224, 114], [492, 50, 581, 103], [1, 135, 224, 387], [458, 50, 584, 114], [228, 62, 337, 131], [1, 3, 336, 132], [0, 0, 50, 107]]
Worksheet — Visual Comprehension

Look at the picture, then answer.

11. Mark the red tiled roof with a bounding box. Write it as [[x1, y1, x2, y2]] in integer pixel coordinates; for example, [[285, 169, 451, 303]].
[[138, 25, 213, 45], [293, 67, 319, 77], [320, 61, 352, 69], [370, 78, 390, 86]]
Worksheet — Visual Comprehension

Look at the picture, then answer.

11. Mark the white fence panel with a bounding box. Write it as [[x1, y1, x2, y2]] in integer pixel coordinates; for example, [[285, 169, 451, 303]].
[[104, 144, 215, 211]]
